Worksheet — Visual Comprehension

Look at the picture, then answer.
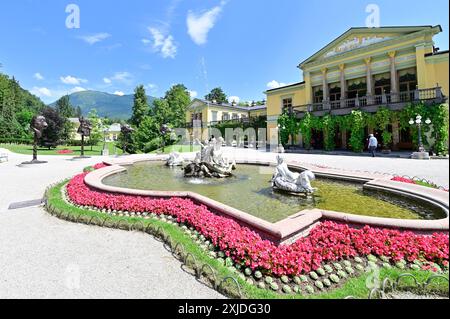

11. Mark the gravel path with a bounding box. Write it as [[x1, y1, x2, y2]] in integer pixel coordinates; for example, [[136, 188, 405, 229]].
[[0, 151, 224, 299], [0, 148, 448, 298]]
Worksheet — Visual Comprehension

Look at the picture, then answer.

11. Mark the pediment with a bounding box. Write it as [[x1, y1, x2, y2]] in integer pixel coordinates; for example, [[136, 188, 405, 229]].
[[299, 26, 441, 67]]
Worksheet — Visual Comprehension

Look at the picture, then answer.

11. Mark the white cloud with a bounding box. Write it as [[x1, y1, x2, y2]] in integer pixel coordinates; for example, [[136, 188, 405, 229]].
[[60, 75, 88, 85], [34, 73, 44, 80], [188, 90, 198, 99], [103, 72, 133, 86], [70, 87, 87, 93], [78, 33, 111, 45], [147, 27, 177, 59], [267, 80, 287, 90], [114, 91, 125, 96], [187, 2, 226, 45], [228, 96, 240, 104], [141, 39, 151, 45], [31, 87, 52, 97]]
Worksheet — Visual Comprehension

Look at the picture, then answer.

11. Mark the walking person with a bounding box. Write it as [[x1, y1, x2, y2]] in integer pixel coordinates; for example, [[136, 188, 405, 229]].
[[368, 134, 378, 158]]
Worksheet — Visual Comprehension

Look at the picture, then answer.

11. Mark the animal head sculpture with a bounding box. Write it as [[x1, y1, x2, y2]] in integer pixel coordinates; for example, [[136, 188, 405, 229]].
[[31, 115, 48, 139], [77, 117, 92, 137]]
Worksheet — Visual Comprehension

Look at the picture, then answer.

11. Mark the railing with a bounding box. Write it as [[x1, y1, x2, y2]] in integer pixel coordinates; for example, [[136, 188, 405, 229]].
[[185, 116, 267, 128], [293, 86, 446, 114]]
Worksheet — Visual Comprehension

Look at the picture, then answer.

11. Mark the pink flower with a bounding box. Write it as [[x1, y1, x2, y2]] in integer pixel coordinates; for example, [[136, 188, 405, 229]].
[[64, 163, 450, 277]]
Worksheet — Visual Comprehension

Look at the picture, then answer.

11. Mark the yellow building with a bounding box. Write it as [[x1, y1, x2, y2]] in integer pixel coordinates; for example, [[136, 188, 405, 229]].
[[265, 25, 449, 151], [186, 99, 267, 128]]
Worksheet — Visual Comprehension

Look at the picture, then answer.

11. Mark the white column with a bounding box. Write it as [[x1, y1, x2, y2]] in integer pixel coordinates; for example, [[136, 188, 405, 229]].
[[389, 51, 399, 101], [339, 64, 346, 108], [322, 68, 329, 101], [365, 57, 374, 104]]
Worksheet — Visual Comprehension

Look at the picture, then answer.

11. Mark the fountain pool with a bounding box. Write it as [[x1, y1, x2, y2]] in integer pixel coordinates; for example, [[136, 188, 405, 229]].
[[101, 161, 445, 223]]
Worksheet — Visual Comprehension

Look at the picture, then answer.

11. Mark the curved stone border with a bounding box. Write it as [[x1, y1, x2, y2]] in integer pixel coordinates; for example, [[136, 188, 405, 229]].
[[84, 155, 449, 243]]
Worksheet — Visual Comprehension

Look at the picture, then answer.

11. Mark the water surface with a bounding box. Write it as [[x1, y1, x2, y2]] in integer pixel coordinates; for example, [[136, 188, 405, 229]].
[[102, 162, 444, 223]]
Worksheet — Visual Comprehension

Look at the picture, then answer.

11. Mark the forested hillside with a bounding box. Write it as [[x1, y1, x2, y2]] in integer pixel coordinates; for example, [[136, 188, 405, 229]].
[[0, 72, 45, 140]]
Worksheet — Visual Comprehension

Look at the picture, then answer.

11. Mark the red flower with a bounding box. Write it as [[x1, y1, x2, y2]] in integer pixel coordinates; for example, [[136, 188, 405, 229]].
[[64, 163, 450, 277]]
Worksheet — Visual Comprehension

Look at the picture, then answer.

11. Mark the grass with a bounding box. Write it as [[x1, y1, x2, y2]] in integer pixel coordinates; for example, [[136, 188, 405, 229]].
[[0, 142, 118, 157], [45, 179, 449, 299], [151, 144, 201, 154]]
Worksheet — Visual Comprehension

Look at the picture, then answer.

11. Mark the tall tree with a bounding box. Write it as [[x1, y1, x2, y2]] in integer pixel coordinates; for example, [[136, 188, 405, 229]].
[[55, 95, 75, 118], [39, 107, 64, 149], [205, 87, 228, 104], [164, 84, 191, 128], [55, 95, 76, 141], [87, 108, 103, 149], [131, 85, 149, 127]]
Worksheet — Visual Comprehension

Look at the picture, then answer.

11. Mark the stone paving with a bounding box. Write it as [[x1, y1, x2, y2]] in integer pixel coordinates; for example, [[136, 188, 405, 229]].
[[0, 147, 448, 298], [0, 150, 224, 299]]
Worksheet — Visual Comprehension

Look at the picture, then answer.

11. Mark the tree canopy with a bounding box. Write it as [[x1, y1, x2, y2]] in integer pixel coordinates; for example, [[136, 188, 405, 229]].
[[130, 85, 150, 127], [205, 87, 228, 104]]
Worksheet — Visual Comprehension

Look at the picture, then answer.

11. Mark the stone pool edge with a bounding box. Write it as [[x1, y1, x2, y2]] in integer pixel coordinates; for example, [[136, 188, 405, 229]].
[[83, 155, 449, 244]]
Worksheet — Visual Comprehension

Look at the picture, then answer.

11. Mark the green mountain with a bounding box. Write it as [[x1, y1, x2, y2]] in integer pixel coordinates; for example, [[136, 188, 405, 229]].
[[50, 90, 156, 119]]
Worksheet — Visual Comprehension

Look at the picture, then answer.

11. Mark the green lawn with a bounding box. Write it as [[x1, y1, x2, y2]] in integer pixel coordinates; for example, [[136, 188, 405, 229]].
[[0, 142, 118, 156], [152, 144, 201, 154], [45, 178, 449, 299]]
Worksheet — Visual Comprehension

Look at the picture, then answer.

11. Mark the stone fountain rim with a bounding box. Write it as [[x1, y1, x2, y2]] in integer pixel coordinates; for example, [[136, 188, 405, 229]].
[[83, 155, 449, 244]]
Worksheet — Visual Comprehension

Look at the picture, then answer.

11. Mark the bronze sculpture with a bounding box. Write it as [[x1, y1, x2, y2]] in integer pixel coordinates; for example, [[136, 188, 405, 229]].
[[22, 115, 48, 164], [77, 117, 92, 158]]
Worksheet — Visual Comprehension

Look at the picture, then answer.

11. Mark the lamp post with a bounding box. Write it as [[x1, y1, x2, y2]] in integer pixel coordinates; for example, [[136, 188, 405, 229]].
[[277, 124, 286, 153], [409, 115, 431, 152]]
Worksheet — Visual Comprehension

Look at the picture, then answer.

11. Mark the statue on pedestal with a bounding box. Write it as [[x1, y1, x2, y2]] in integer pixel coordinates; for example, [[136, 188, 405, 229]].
[[271, 156, 316, 194], [184, 137, 236, 178], [23, 115, 48, 164], [77, 117, 92, 158]]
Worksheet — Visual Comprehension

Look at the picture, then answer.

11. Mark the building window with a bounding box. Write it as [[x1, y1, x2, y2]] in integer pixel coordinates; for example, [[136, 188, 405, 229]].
[[211, 111, 218, 122], [329, 85, 341, 101], [347, 80, 367, 99], [374, 74, 391, 95], [399, 70, 417, 92], [222, 113, 230, 121], [313, 87, 323, 103], [282, 98, 293, 112], [232, 113, 239, 120]]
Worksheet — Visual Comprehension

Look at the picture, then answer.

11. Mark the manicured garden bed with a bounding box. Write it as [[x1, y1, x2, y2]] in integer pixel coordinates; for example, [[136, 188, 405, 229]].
[[392, 176, 449, 192], [43, 164, 449, 298]]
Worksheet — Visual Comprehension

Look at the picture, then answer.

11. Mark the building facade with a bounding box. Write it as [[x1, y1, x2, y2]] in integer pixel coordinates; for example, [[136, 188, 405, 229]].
[[186, 99, 267, 128], [265, 26, 449, 151]]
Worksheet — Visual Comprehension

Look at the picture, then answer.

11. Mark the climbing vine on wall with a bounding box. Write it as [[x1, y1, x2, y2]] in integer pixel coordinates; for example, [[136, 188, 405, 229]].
[[374, 107, 393, 149], [348, 110, 366, 153], [322, 115, 336, 151], [280, 103, 448, 155], [277, 111, 299, 146], [299, 112, 312, 149]]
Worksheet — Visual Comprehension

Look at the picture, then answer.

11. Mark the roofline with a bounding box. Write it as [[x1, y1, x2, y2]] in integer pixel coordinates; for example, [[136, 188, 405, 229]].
[[425, 49, 449, 57], [190, 98, 266, 111], [264, 82, 305, 94], [297, 25, 442, 68]]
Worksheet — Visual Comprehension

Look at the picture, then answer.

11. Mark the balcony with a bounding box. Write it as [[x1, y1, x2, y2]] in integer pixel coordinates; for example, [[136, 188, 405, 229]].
[[292, 86, 446, 116]]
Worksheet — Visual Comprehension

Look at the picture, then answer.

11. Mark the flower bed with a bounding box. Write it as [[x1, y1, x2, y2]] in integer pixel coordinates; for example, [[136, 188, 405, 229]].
[[57, 149, 74, 155], [392, 176, 449, 192], [66, 164, 449, 278]]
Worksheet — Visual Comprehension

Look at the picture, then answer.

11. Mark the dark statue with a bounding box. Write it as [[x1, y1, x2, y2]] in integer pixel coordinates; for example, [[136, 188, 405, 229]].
[[77, 117, 92, 158], [120, 124, 134, 155], [22, 115, 48, 164]]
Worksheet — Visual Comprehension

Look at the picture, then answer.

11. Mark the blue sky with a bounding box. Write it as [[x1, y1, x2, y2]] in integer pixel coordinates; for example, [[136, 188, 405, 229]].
[[0, 0, 448, 104]]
